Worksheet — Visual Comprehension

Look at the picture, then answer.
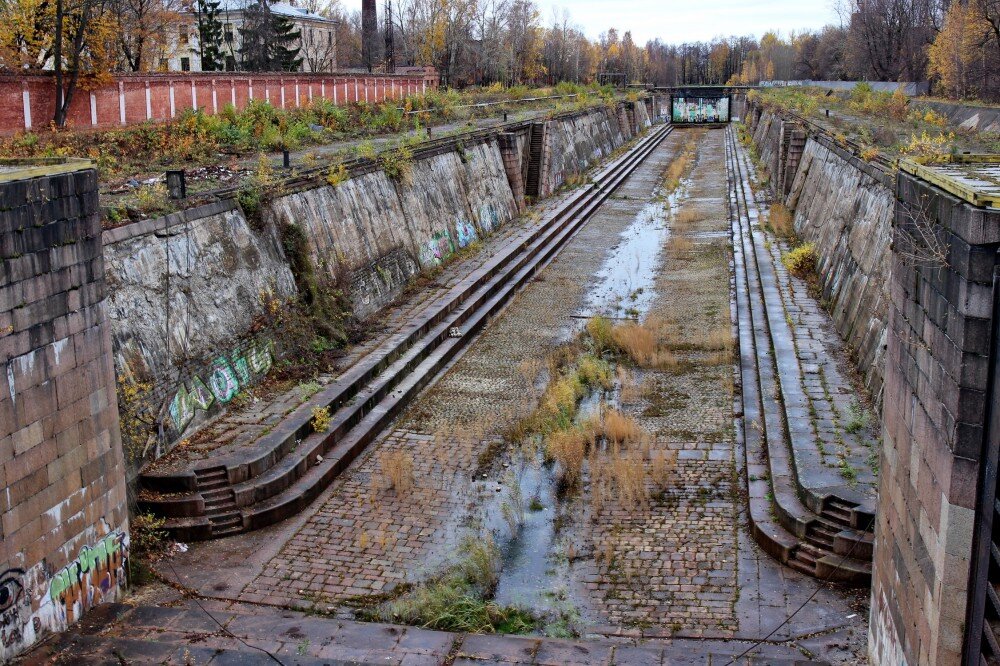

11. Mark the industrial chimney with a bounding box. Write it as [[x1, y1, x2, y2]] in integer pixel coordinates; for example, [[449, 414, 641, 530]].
[[362, 0, 377, 72]]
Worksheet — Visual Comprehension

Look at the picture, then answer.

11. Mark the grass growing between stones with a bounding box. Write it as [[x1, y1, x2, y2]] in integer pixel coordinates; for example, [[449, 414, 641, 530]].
[[359, 536, 537, 634]]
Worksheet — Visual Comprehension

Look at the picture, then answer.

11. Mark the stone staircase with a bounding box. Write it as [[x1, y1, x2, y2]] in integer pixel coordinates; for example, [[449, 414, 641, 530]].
[[726, 125, 874, 585], [525, 122, 545, 198]]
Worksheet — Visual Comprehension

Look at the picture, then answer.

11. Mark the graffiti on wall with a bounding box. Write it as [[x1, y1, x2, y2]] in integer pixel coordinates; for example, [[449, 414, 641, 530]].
[[418, 230, 455, 267], [477, 204, 502, 235], [46, 520, 129, 626], [168, 339, 273, 434], [0, 519, 129, 662], [0, 569, 31, 650], [456, 220, 478, 249]]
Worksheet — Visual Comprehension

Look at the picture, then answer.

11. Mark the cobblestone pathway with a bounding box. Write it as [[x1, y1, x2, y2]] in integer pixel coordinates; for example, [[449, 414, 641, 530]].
[[569, 128, 739, 632]]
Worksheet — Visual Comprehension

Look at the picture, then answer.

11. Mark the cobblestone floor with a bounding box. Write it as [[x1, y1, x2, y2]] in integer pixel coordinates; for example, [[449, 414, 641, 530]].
[[568, 128, 739, 633]]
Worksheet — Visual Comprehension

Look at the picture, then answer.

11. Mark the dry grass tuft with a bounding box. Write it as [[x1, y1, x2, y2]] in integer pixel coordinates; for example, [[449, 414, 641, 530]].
[[596, 449, 648, 510], [617, 366, 640, 403], [376, 449, 415, 494], [547, 428, 590, 487], [611, 323, 657, 366], [674, 208, 703, 229], [650, 450, 679, 489], [703, 325, 735, 364], [600, 408, 643, 444], [668, 235, 694, 254], [766, 202, 795, 238]]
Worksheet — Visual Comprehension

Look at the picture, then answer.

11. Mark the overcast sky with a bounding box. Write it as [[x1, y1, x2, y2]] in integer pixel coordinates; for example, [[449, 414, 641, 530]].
[[341, 1, 842, 44]]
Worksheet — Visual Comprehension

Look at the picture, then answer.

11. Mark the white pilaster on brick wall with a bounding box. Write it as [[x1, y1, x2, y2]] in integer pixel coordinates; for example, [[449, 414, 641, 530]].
[[190, 81, 196, 109], [22, 83, 31, 130], [90, 93, 98, 126], [321, 81, 325, 100], [295, 82, 300, 107], [249, 80, 254, 100], [364, 78, 369, 103], [212, 80, 218, 114], [280, 81, 285, 108], [169, 84, 176, 117], [119, 82, 126, 125], [354, 78, 358, 103], [145, 82, 152, 120], [231, 80, 237, 107]]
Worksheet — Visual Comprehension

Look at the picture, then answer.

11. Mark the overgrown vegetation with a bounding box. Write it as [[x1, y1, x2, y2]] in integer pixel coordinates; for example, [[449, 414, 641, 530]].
[[0, 85, 603, 185], [127, 512, 169, 586], [750, 85, 999, 161], [360, 536, 536, 634], [782, 242, 818, 279]]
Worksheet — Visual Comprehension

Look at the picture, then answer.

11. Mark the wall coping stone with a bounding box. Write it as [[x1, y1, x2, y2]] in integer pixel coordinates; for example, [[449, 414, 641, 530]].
[[0, 158, 94, 183], [102, 199, 239, 246]]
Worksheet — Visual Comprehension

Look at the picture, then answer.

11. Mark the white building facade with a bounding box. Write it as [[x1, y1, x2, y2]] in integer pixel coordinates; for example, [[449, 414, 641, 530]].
[[164, 1, 337, 73]]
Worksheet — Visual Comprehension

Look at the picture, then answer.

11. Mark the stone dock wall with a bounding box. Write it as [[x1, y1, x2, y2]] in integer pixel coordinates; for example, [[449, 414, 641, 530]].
[[0, 161, 129, 661], [870, 170, 1000, 665], [744, 102, 895, 402], [105, 101, 652, 474]]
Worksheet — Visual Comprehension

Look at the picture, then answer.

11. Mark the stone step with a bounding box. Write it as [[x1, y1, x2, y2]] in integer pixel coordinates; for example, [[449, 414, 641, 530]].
[[727, 125, 871, 587]]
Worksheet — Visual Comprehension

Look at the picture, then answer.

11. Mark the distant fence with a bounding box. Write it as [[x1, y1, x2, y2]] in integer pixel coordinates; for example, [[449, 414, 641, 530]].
[[0, 70, 439, 135], [761, 80, 930, 96]]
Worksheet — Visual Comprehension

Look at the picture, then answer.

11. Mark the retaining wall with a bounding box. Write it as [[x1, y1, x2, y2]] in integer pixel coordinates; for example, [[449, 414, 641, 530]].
[[870, 173, 1000, 665], [745, 103, 894, 401], [102, 200, 297, 474], [918, 99, 1000, 133], [106, 101, 651, 472], [0, 160, 129, 661]]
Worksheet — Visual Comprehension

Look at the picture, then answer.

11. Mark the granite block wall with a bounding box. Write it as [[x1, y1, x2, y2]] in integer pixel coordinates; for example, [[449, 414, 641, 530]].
[[0, 160, 128, 661], [869, 173, 1000, 665]]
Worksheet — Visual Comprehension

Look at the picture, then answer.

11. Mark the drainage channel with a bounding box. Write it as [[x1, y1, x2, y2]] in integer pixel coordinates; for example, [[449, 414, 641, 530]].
[[143, 122, 676, 540]]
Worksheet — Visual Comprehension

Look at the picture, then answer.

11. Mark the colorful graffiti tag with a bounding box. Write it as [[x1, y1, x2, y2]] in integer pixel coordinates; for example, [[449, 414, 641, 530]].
[[0, 519, 130, 662], [418, 230, 455, 267], [0, 569, 31, 651], [456, 220, 478, 249], [46, 522, 129, 626], [168, 339, 273, 434]]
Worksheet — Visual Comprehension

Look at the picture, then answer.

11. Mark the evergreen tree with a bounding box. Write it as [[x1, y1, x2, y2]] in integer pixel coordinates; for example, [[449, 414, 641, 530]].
[[238, 0, 302, 72], [238, 0, 272, 71], [271, 12, 302, 71], [196, 0, 225, 71]]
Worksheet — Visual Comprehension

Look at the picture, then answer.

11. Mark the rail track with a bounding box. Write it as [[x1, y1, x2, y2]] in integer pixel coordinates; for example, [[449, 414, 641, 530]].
[[140, 122, 674, 540]]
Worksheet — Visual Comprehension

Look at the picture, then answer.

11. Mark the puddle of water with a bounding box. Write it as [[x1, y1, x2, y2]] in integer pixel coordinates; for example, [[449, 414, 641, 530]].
[[490, 386, 613, 626], [583, 182, 688, 321], [492, 458, 563, 613]]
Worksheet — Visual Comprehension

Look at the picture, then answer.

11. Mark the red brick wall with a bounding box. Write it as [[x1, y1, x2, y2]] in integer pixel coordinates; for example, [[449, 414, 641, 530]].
[[1, 161, 129, 660], [0, 71, 436, 135]]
